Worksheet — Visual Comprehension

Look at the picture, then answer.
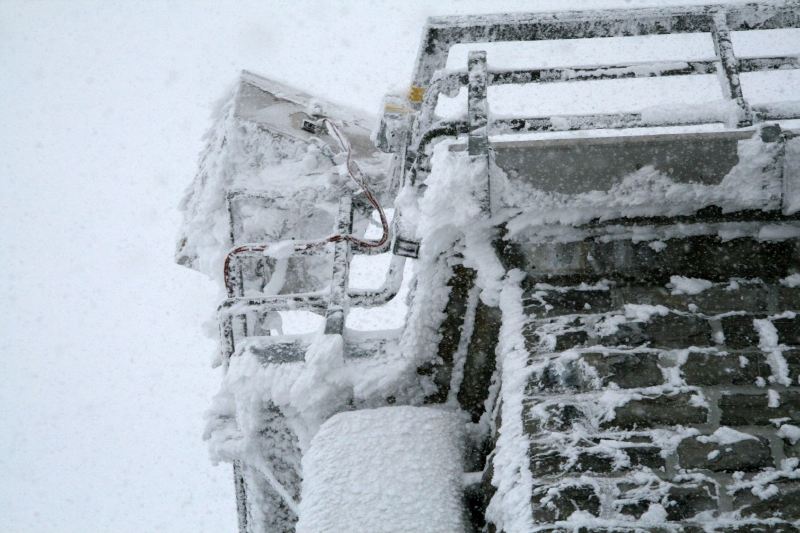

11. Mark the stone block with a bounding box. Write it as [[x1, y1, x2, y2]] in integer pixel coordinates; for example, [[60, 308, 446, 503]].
[[623, 444, 667, 471], [600, 322, 648, 347], [786, 349, 800, 384], [554, 330, 590, 352], [719, 392, 800, 426], [681, 351, 769, 386], [776, 286, 800, 311], [531, 484, 601, 522], [664, 481, 717, 520], [529, 438, 665, 477], [718, 523, 798, 532], [677, 434, 773, 472], [599, 314, 712, 349], [524, 402, 584, 434], [737, 484, 800, 519], [773, 316, 800, 346], [528, 444, 565, 477], [617, 499, 651, 519], [690, 285, 771, 314], [581, 352, 663, 389], [720, 314, 761, 349], [640, 314, 713, 348], [524, 289, 614, 317], [530, 361, 582, 392], [604, 392, 708, 430]]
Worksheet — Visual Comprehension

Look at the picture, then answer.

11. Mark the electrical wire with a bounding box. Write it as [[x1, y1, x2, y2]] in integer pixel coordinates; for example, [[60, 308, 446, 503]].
[[223, 117, 390, 296]]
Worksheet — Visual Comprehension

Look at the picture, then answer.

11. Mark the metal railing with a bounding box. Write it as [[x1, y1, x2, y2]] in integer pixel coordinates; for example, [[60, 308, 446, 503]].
[[218, 194, 406, 363], [396, 1, 800, 190]]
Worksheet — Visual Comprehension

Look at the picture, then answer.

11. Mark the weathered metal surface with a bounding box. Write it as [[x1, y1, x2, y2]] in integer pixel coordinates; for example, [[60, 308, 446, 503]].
[[490, 130, 747, 193], [236, 70, 378, 161]]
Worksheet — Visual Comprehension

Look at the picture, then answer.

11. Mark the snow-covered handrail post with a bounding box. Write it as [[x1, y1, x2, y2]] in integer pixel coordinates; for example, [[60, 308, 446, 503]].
[[467, 50, 492, 214], [468, 51, 489, 156], [324, 195, 353, 334], [711, 10, 753, 127]]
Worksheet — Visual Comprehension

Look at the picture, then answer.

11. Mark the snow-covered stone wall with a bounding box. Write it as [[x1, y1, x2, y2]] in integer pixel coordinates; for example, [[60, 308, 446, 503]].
[[486, 245, 800, 532]]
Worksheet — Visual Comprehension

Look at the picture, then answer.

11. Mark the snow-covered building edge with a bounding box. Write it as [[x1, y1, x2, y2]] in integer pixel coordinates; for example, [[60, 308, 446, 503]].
[[175, 3, 800, 532]]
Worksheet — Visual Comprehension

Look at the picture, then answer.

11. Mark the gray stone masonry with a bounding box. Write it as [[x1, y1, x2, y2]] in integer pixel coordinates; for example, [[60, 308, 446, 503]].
[[508, 263, 800, 532]]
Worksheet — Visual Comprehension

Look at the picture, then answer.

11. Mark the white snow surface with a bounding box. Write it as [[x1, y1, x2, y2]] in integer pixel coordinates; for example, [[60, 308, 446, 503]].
[[697, 427, 758, 445], [778, 424, 800, 445], [486, 271, 536, 533], [781, 273, 800, 287], [669, 275, 714, 295], [296, 406, 466, 533]]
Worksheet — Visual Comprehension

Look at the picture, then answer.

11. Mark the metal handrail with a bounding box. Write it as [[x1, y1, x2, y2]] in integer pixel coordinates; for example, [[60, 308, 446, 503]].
[[219, 198, 408, 364], [409, 2, 800, 99], [415, 56, 800, 142], [397, 1, 800, 189]]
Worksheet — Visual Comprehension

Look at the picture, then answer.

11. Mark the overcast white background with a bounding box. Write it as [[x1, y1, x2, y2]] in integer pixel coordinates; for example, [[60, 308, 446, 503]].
[[1, 1, 794, 531]]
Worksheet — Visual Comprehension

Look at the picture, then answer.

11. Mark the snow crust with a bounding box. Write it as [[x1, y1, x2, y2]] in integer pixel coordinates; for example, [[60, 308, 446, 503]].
[[755, 317, 793, 387], [780, 273, 800, 288], [205, 333, 417, 456], [697, 427, 757, 445], [778, 424, 800, 445], [485, 270, 536, 533], [296, 406, 465, 533], [669, 275, 713, 295]]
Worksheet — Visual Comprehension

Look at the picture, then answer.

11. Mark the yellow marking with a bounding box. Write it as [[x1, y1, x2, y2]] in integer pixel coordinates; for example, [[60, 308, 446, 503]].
[[408, 85, 425, 104]]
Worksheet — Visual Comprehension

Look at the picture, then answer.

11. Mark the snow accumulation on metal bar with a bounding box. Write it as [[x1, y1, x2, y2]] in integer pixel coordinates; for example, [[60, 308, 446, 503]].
[[430, 56, 800, 91]]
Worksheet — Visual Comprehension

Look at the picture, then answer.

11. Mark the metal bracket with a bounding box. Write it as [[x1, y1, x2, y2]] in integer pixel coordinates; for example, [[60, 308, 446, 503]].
[[393, 237, 421, 258]]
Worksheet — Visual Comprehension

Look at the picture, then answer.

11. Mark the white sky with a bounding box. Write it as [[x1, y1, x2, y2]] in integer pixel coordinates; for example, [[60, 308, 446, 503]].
[[1, 1, 796, 531]]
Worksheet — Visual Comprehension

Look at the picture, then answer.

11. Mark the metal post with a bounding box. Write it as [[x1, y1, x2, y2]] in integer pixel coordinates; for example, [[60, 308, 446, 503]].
[[710, 11, 753, 127], [233, 461, 250, 533], [467, 50, 492, 214], [324, 196, 353, 334], [219, 315, 236, 366], [468, 50, 489, 156]]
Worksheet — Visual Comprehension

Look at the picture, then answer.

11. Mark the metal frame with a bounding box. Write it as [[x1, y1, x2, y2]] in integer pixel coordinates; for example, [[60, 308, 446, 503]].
[[220, 193, 407, 533], [219, 195, 407, 366], [398, 1, 800, 192]]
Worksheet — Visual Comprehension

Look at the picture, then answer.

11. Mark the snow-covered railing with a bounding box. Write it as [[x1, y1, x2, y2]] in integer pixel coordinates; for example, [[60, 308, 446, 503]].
[[218, 194, 407, 364], [416, 56, 800, 138], [385, 2, 800, 251], [386, 1, 800, 197], [394, 1, 800, 158], [408, 1, 800, 104]]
